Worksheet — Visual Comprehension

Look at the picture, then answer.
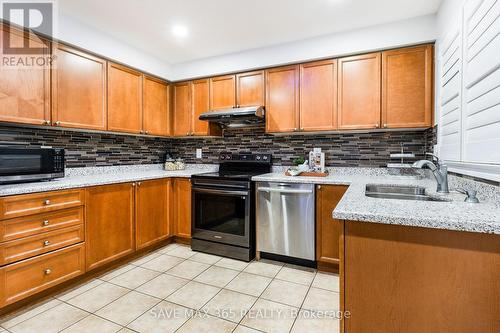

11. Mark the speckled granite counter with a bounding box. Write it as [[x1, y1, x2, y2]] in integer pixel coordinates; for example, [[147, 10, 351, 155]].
[[252, 168, 500, 235], [0, 164, 218, 197]]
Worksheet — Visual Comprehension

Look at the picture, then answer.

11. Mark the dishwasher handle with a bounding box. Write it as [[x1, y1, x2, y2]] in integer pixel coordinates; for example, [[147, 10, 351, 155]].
[[257, 187, 313, 195]]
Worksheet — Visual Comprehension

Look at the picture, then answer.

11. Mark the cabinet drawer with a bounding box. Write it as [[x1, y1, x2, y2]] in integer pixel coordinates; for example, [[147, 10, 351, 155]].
[[0, 190, 84, 220], [0, 208, 84, 242], [0, 224, 84, 265], [0, 244, 85, 307]]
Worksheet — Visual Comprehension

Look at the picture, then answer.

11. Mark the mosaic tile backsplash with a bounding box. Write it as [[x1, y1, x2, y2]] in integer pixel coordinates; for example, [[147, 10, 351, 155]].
[[0, 124, 436, 168], [0, 125, 170, 168]]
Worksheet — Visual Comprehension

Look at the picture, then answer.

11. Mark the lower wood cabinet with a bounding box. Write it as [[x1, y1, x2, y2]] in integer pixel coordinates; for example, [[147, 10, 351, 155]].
[[0, 244, 85, 307], [135, 179, 172, 249], [173, 178, 192, 239], [316, 185, 348, 271], [85, 183, 135, 271]]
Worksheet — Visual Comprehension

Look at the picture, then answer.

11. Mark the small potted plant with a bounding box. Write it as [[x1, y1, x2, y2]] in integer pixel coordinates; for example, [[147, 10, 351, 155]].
[[287, 156, 309, 176]]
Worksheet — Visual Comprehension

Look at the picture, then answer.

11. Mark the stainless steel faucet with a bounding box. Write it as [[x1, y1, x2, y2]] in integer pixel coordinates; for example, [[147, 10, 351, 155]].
[[412, 153, 449, 193]]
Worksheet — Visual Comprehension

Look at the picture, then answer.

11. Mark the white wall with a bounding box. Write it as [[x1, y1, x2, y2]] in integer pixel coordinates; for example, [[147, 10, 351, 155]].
[[55, 15, 172, 79], [170, 14, 437, 81]]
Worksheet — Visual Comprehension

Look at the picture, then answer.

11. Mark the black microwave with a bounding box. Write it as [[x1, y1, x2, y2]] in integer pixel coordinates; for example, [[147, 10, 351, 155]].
[[0, 147, 65, 184]]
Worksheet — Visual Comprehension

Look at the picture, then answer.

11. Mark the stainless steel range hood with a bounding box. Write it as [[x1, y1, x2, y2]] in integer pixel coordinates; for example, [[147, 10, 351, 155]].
[[198, 106, 265, 128]]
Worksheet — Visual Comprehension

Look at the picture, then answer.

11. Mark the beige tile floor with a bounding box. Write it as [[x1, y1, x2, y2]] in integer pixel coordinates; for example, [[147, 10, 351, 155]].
[[0, 244, 341, 333]]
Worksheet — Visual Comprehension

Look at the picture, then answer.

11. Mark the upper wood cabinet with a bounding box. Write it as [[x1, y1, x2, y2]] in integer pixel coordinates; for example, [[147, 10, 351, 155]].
[[316, 185, 347, 271], [143, 76, 170, 136], [85, 183, 135, 271], [107, 63, 143, 134], [173, 80, 222, 137], [300, 60, 338, 131], [192, 79, 210, 135], [210, 75, 236, 110], [265, 65, 300, 133], [0, 25, 51, 125], [338, 52, 382, 130], [135, 179, 171, 250], [382, 44, 433, 129], [52, 45, 107, 130], [236, 71, 265, 107], [173, 178, 192, 239], [173, 82, 192, 137]]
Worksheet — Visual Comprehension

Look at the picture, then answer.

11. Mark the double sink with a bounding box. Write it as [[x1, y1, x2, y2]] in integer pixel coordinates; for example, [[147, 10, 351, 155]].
[[365, 184, 447, 202]]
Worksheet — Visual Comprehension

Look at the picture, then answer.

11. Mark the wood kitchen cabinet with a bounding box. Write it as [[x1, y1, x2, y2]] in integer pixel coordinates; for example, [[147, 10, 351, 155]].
[[210, 75, 236, 110], [173, 80, 221, 137], [382, 44, 433, 129], [236, 71, 265, 107], [143, 76, 170, 136], [52, 45, 107, 130], [265, 65, 300, 133], [342, 222, 500, 333], [173, 178, 191, 239], [338, 52, 382, 130], [107, 63, 143, 134], [316, 185, 347, 271], [300, 60, 338, 131], [135, 179, 171, 249], [0, 24, 51, 126], [173, 82, 192, 137], [85, 183, 135, 271]]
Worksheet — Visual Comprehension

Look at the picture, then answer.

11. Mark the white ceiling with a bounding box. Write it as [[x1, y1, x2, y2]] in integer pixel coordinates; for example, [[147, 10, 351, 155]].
[[59, 0, 442, 65]]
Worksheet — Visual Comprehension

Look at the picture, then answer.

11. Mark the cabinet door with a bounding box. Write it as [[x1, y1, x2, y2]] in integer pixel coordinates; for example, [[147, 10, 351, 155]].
[[107, 63, 143, 134], [173, 179, 191, 239], [85, 183, 135, 271], [300, 60, 337, 131], [236, 71, 265, 107], [135, 179, 171, 249], [382, 45, 433, 129], [173, 82, 192, 137], [316, 185, 347, 268], [265, 65, 300, 133], [210, 75, 236, 110], [143, 76, 170, 136], [0, 25, 50, 125], [192, 79, 210, 135], [338, 53, 381, 130], [52, 45, 107, 130]]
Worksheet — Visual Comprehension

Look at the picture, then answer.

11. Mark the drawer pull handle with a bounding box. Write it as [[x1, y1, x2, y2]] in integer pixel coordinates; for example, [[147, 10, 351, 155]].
[[44, 199, 51, 205], [43, 240, 51, 246], [43, 220, 50, 226], [44, 268, 52, 275]]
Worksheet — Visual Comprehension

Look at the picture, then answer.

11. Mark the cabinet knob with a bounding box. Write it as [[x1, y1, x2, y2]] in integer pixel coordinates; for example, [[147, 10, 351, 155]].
[[137, 182, 141, 186], [44, 268, 52, 275], [236, 105, 240, 108], [145, 131, 149, 135], [375, 124, 380, 128], [43, 240, 50, 246], [293, 128, 298, 132], [44, 199, 51, 205], [44, 120, 51, 125], [383, 124, 388, 128], [55, 121, 61, 126], [132, 183, 136, 187], [318, 185, 322, 190], [43, 220, 49, 226]]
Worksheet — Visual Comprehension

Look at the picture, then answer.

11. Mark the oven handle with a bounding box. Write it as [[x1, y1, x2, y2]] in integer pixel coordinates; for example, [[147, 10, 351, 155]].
[[192, 181, 249, 190], [193, 188, 249, 196], [257, 187, 313, 194]]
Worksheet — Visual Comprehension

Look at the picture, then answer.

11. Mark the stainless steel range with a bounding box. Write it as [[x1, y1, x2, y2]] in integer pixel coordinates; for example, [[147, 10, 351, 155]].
[[191, 152, 272, 261]]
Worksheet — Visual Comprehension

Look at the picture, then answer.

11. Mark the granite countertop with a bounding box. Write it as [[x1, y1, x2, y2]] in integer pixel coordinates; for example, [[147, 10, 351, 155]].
[[252, 170, 500, 235], [0, 164, 218, 197]]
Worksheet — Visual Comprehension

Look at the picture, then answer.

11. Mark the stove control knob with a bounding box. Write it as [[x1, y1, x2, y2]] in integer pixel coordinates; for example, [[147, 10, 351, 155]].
[[263, 156, 269, 160], [220, 155, 225, 160], [256, 155, 261, 160]]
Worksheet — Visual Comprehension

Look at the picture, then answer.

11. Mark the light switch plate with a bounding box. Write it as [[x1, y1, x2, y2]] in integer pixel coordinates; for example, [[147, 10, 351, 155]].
[[196, 148, 202, 159]]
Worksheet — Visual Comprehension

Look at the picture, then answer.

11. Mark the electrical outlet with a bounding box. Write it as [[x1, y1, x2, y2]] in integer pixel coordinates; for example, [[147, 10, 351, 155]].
[[196, 148, 202, 159]]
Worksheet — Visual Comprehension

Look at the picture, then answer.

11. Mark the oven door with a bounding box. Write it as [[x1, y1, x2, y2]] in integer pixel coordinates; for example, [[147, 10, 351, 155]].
[[192, 186, 250, 247]]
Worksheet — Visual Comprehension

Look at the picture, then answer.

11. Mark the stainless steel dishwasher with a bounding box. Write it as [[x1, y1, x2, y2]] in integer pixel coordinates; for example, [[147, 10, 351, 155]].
[[256, 182, 315, 261]]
